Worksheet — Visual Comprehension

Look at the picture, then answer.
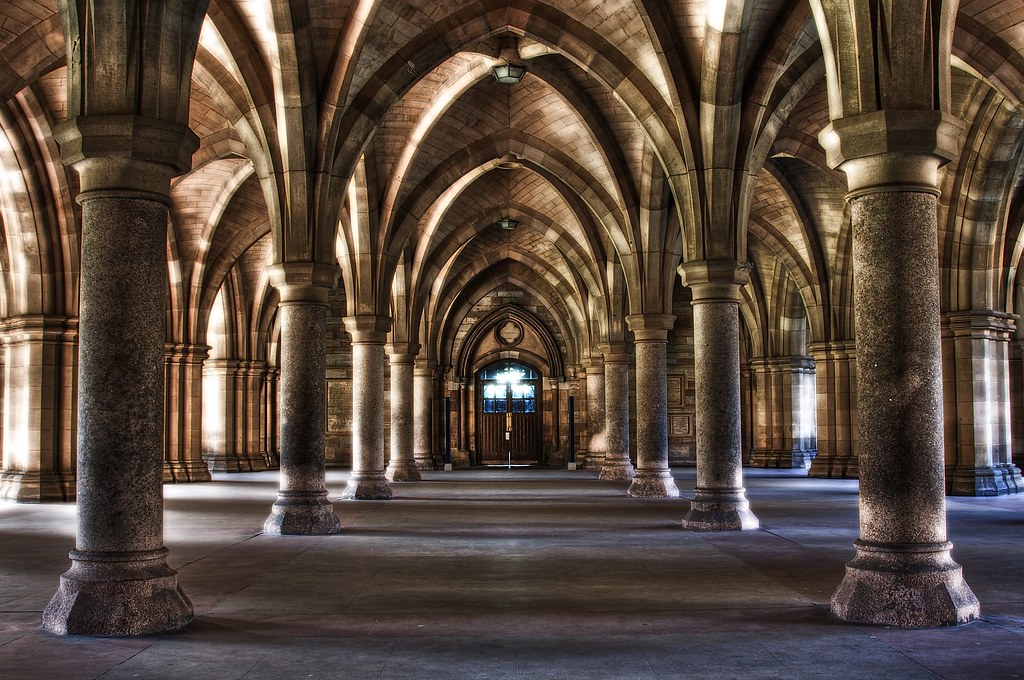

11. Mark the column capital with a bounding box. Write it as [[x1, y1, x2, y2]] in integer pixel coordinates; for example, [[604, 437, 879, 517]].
[[387, 342, 420, 363], [414, 358, 437, 376], [678, 260, 749, 302], [55, 115, 199, 199], [344, 315, 392, 344], [943, 310, 1017, 339], [819, 110, 964, 195], [599, 342, 631, 364], [626, 314, 676, 342], [580, 355, 605, 372], [268, 263, 339, 304]]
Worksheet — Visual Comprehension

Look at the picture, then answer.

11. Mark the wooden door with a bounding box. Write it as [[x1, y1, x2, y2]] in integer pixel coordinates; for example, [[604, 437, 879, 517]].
[[477, 365, 541, 465]]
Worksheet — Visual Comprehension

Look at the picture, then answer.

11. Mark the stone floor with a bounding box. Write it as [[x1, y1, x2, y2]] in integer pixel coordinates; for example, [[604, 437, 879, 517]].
[[1, 468, 1023, 679]]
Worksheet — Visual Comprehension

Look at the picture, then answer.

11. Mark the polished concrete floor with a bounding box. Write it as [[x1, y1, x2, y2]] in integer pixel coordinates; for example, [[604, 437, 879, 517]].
[[1, 467, 1023, 679]]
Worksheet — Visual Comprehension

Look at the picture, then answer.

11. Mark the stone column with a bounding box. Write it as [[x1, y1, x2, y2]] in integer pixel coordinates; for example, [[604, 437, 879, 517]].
[[263, 366, 280, 468], [43, 118, 197, 635], [0, 316, 78, 501], [202, 358, 244, 472], [750, 356, 817, 469], [262, 264, 341, 535], [821, 112, 979, 626], [242, 360, 269, 471], [599, 345, 635, 480], [626, 314, 680, 497], [414, 359, 436, 469], [583, 357, 607, 471], [943, 311, 1022, 495], [163, 343, 211, 483], [341, 316, 393, 499], [807, 341, 858, 478], [678, 261, 759, 531], [386, 343, 421, 482]]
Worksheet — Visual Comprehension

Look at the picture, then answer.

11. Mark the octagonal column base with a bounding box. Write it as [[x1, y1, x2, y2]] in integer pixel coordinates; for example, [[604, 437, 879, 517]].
[[681, 487, 759, 531], [263, 491, 341, 535], [599, 460, 635, 481], [831, 540, 980, 627], [627, 470, 680, 497], [340, 473, 393, 500], [42, 548, 193, 636], [386, 462, 422, 482]]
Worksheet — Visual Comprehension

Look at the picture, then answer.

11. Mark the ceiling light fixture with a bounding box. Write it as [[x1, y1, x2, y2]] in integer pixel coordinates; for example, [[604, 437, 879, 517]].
[[499, 217, 519, 230], [492, 36, 527, 84]]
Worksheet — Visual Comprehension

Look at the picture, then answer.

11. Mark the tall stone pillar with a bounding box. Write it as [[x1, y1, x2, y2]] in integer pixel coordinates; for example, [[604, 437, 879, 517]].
[[749, 356, 817, 469], [341, 316, 393, 499], [626, 315, 680, 497], [0, 316, 78, 501], [942, 311, 1022, 496], [262, 264, 341, 535], [599, 345, 635, 480], [43, 117, 199, 635], [163, 343, 211, 483], [807, 341, 859, 479], [821, 112, 979, 626], [386, 343, 421, 482], [414, 359, 436, 469], [242, 360, 269, 471], [263, 366, 280, 467], [678, 261, 759, 531], [202, 358, 245, 472], [583, 357, 606, 471]]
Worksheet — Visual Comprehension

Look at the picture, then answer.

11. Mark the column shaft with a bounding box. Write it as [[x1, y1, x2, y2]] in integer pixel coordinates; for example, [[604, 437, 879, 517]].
[[626, 315, 679, 497], [599, 352, 635, 480], [44, 191, 192, 635], [678, 262, 758, 531], [821, 115, 979, 626], [414, 361, 436, 469], [342, 317, 392, 499], [584, 360, 606, 471], [386, 349, 420, 482], [263, 297, 341, 534]]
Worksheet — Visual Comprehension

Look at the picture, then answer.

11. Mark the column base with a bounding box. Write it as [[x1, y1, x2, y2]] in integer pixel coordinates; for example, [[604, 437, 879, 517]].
[[584, 453, 606, 471], [42, 548, 193, 636], [948, 464, 1023, 496], [750, 448, 816, 469], [627, 470, 680, 497], [807, 455, 859, 479], [598, 459, 635, 480], [681, 487, 759, 531], [414, 455, 435, 470], [263, 491, 342, 535], [386, 462, 422, 482], [340, 473, 393, 500], [0, 471, 75, 502], [831, 540, 980, 627], [163, 461, 212, 484]]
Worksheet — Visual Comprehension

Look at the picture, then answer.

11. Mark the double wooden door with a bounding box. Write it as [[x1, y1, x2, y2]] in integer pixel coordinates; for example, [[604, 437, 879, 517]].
[[478, 369, 541, 465]]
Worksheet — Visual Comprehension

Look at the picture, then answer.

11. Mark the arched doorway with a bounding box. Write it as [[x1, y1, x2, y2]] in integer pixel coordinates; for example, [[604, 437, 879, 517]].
[[477, 360, 542, 465]]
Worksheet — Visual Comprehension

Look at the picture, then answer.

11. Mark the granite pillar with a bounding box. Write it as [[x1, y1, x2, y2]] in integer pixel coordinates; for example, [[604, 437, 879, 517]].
[[262, 264, 341, 535], [386, 344, 421, 482], [0, 316, 78, 501], [583, 358, 607, 471], [626, 315, 680, 497], [341, 316, 393, 499], [163, 343, 211, 483], [678, 261, 759, 531], [43, 116, 198, 635], [821, 112, 979, 626], [414, 359, 436, 469], [807, 341, 859, 479], [942, 311, 1022, 496], [599, 346, 635, 480]]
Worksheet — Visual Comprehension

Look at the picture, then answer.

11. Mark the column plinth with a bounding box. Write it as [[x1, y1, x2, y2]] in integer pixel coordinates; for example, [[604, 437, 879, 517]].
[[820, 111, 979, 626], [599, 348, 635, 481], [678, 262, 758, 531], [263, 264, 341, 535]]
